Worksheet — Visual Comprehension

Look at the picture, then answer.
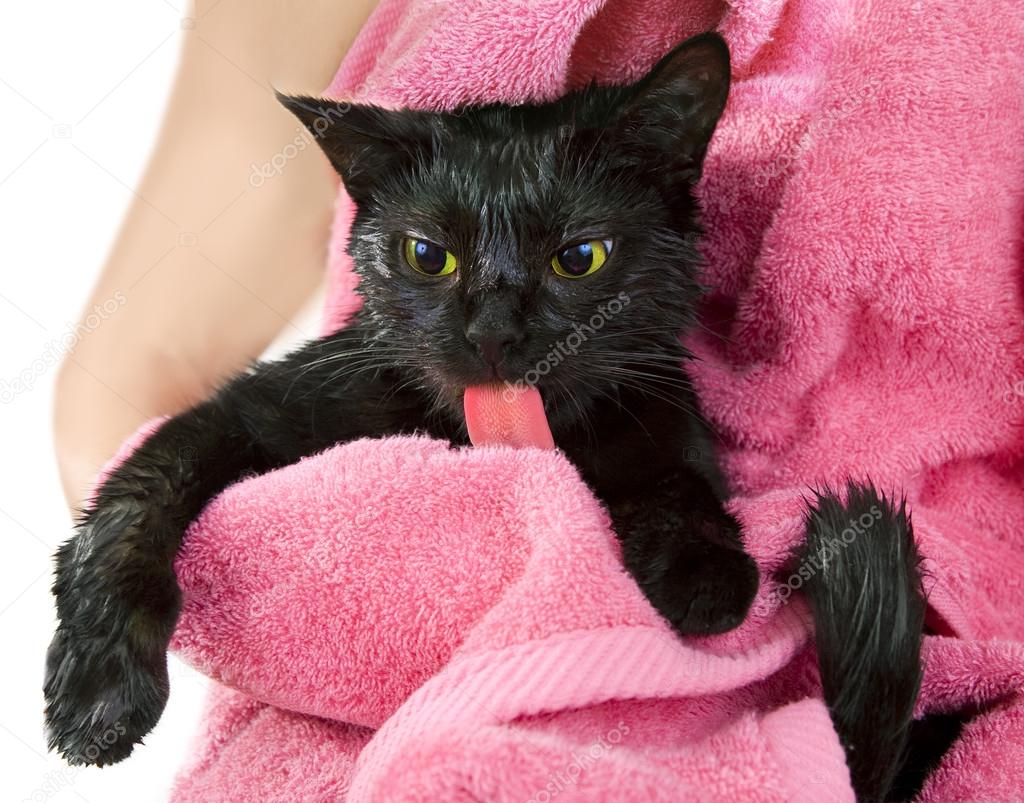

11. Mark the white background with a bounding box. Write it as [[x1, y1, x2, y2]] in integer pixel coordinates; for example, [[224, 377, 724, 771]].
[[0, 3, 317, 799]]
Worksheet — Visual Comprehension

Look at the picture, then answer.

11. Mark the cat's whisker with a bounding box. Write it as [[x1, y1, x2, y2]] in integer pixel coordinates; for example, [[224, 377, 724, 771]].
[[552, 375, 598, 448], [586, 360, 695, 391], [586, 350, 689, 366], [293, 354, 410, 403], [595, 365, 693, 387], [587, 325, 688, 338], [688, 318, 735, 346], [587, 368, 729, 447], [590, 369, 703, 418], [562, 366, 657, 444], [280, 348, 419, 401], [287, 345, 422, 377]]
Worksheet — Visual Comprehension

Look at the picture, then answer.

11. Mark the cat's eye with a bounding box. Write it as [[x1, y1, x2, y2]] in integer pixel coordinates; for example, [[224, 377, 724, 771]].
[[403, 237, 457, 276], [551, 239, 613, 279]]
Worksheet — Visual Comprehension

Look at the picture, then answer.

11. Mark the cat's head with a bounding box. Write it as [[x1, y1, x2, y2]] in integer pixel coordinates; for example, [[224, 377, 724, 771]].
[[280, 33, 729, 420]]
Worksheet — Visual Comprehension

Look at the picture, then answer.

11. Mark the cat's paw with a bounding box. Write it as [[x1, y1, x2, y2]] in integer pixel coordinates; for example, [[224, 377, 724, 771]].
[[44, 624, 169, 766], [630, 507, 760, 636], [651, 539, 759, 635], [615, 486, 760, 637], [45, 495, 181, 765]]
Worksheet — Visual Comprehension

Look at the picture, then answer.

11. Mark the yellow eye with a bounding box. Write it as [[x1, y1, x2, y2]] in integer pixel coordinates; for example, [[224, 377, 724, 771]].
[[551, 239, 612, 278], [403, 237, 457, 276]]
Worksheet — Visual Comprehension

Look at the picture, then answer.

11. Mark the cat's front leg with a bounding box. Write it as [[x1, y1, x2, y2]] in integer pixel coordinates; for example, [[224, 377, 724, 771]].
[[608, 469, 759, 636], [45, 323, 434, 764], [44, 394, 278, 765]]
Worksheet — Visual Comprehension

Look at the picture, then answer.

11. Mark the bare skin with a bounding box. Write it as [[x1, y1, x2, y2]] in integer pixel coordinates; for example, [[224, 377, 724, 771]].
[[54, 0, 380, 507]]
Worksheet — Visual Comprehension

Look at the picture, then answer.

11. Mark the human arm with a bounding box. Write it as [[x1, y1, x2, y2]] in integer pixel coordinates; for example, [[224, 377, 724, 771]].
[[53, 0, 380, 506]]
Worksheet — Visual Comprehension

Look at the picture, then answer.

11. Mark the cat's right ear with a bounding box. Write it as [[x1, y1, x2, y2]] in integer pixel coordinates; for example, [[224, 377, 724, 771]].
[[277, 94, 431, 202]]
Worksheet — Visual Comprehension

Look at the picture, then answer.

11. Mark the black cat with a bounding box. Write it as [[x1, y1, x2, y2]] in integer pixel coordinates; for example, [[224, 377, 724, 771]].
[[45, 33, 926, 801]]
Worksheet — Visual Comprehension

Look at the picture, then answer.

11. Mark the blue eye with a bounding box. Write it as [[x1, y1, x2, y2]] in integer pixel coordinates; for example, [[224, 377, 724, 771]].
[[403, 238, 457, 276]]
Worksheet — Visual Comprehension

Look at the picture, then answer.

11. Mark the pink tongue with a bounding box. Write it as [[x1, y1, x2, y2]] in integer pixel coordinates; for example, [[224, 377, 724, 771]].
[[463, 383, 555, 450]]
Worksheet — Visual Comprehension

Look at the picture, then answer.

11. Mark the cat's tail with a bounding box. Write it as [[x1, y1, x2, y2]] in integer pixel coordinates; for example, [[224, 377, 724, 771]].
[[799, 482, 926, 802]]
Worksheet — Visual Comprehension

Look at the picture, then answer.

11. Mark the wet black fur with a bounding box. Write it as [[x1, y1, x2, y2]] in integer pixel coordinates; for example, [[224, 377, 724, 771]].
[[45, 33, 930, 799], [800, 484, 927, 801]]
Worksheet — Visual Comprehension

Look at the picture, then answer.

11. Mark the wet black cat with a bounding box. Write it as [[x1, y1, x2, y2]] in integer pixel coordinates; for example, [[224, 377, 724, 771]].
[[45, 33, 925, 801]]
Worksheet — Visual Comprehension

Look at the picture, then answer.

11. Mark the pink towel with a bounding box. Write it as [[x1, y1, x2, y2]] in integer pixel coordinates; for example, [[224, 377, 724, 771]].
[[148, 0, 1024, 799]]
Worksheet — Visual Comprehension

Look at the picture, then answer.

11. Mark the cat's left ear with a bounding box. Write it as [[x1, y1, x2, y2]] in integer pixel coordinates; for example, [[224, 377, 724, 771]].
[[277, 94, 432, 203], [616, 32, 731, 184]]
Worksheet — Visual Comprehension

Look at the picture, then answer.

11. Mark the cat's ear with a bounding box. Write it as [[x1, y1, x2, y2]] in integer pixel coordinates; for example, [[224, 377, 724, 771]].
[[277, 94, 432, 202], [616, 33, 730, 184]]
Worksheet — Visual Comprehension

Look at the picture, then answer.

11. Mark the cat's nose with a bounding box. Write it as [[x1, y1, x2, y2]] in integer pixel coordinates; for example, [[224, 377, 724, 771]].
[[466, 323, 522, 367]]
